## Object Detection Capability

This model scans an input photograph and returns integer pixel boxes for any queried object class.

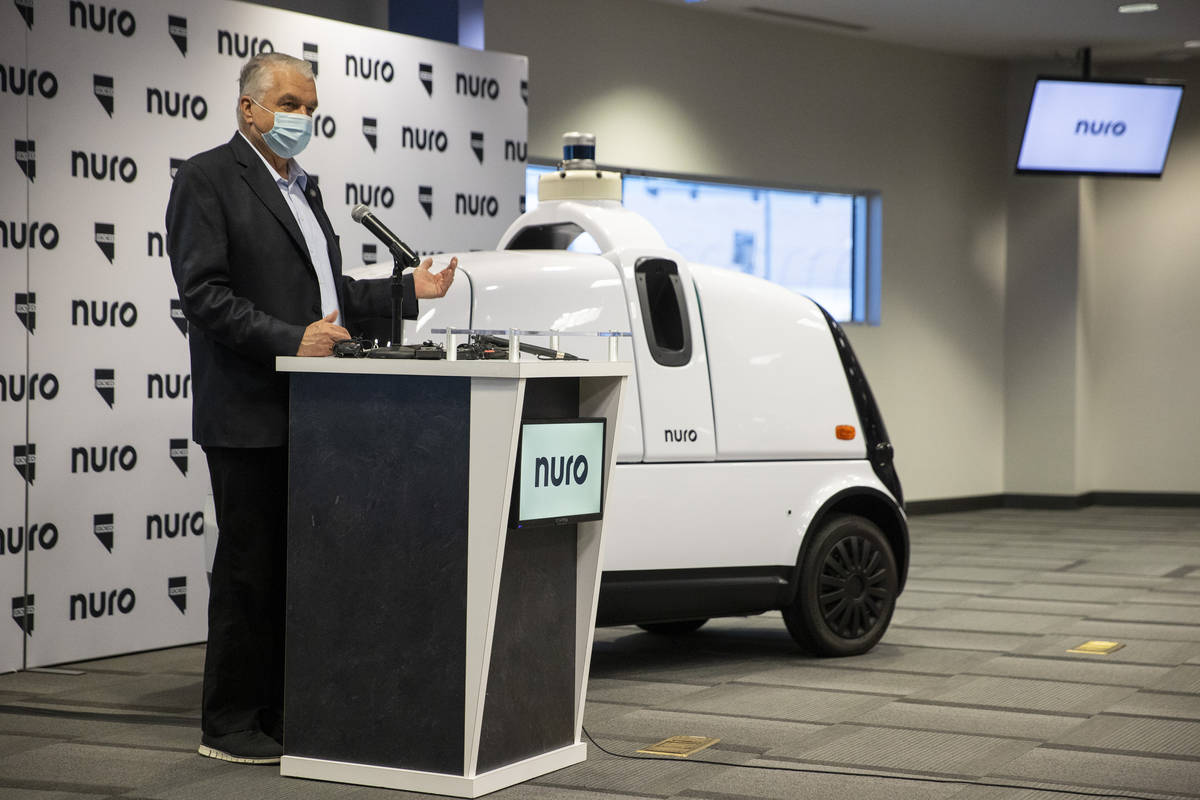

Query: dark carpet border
[908,492,1200,516]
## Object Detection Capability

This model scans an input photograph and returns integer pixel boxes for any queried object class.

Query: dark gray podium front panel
[476,376,581,772]
[476,526,577,772]
[286,372,470,775]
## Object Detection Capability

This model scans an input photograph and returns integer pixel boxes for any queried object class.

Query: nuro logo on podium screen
[518,421,604,523]
[536,453,589,487]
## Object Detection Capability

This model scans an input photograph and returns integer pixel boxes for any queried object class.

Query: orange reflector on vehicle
[836,425,856,440]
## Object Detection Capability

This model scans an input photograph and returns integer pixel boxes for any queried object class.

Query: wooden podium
[275,357,628,797]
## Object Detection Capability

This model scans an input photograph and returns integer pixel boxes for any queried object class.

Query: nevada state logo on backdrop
[14,139,35,181]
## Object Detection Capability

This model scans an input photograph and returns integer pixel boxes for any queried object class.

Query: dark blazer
[166,132,415,447]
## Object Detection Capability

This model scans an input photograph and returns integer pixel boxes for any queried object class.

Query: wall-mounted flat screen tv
[1016,77,1184,177]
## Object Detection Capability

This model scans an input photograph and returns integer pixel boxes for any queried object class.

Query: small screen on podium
[512,418,606,527]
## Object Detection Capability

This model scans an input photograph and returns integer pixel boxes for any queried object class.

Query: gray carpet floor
[1,506,1198,799]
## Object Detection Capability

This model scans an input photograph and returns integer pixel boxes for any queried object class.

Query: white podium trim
[277,356,632,379]
[281,742,587,798]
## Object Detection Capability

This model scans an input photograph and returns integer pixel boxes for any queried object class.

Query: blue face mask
[251,97,313,158]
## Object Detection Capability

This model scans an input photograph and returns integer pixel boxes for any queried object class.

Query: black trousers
[202,445,288,740]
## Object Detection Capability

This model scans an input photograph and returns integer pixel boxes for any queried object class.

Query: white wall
[1080,60,1200,493]
[1003,62,1086,496]
[486,0,1010,501]
[1002,58,1200,498]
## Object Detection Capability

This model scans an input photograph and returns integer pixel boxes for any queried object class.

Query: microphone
[350,204,419,268]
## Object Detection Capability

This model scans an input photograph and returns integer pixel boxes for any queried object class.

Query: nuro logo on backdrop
[345,183,393,208]
[303,42,319,75]
[70,587,136,620]
[69,1,136,37]
[217,29,273,58]
[470,131,484,164]
[505,139,527,162]
[146,87,207,120]
[455,193,498,217]
[72,151,137,183]
[71,444,137,474]
[2,220,60,250]
[346,55,393,82]
[313,114,336,138]
[0,65,58,98]
[72,298,138,327]
[456,72,499,100]
[147,512,203,540]
[1,372,58,403]
[147,372,190,400]
[402,126,447,152]
[1,523,59,557]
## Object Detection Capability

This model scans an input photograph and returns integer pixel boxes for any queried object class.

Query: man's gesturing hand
[413,256,458,299]
[297,310,350,356]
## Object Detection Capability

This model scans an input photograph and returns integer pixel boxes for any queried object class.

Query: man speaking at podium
[166,52,456,765]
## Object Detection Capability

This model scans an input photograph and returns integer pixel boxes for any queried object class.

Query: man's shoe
[198,730,283,764]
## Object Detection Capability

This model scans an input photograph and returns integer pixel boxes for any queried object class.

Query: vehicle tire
[637,619,708,635]
[783,514,897,657]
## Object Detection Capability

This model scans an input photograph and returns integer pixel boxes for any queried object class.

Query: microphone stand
[391,251,405,347]
[370,249,420,358]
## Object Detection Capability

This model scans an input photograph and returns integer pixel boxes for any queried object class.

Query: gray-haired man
[167,52,456,763]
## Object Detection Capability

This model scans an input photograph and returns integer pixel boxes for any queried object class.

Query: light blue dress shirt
[239,131,341,321]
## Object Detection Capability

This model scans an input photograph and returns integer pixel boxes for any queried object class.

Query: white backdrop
[1,0,527,671]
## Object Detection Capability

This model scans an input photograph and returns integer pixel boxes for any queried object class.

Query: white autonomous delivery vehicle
[390,135,909,657]
[203,135,907,656]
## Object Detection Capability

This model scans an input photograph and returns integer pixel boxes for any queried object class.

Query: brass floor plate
[637,735,720,758]
[1067,640,1125,655]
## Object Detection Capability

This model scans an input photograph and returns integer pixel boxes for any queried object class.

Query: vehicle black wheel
[637,619,708,635]
[783,514,896,657]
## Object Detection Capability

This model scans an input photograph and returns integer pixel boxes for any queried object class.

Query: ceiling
[650,0,1200,62]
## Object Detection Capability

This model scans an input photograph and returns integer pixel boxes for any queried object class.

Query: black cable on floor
[580,726,1170,800]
